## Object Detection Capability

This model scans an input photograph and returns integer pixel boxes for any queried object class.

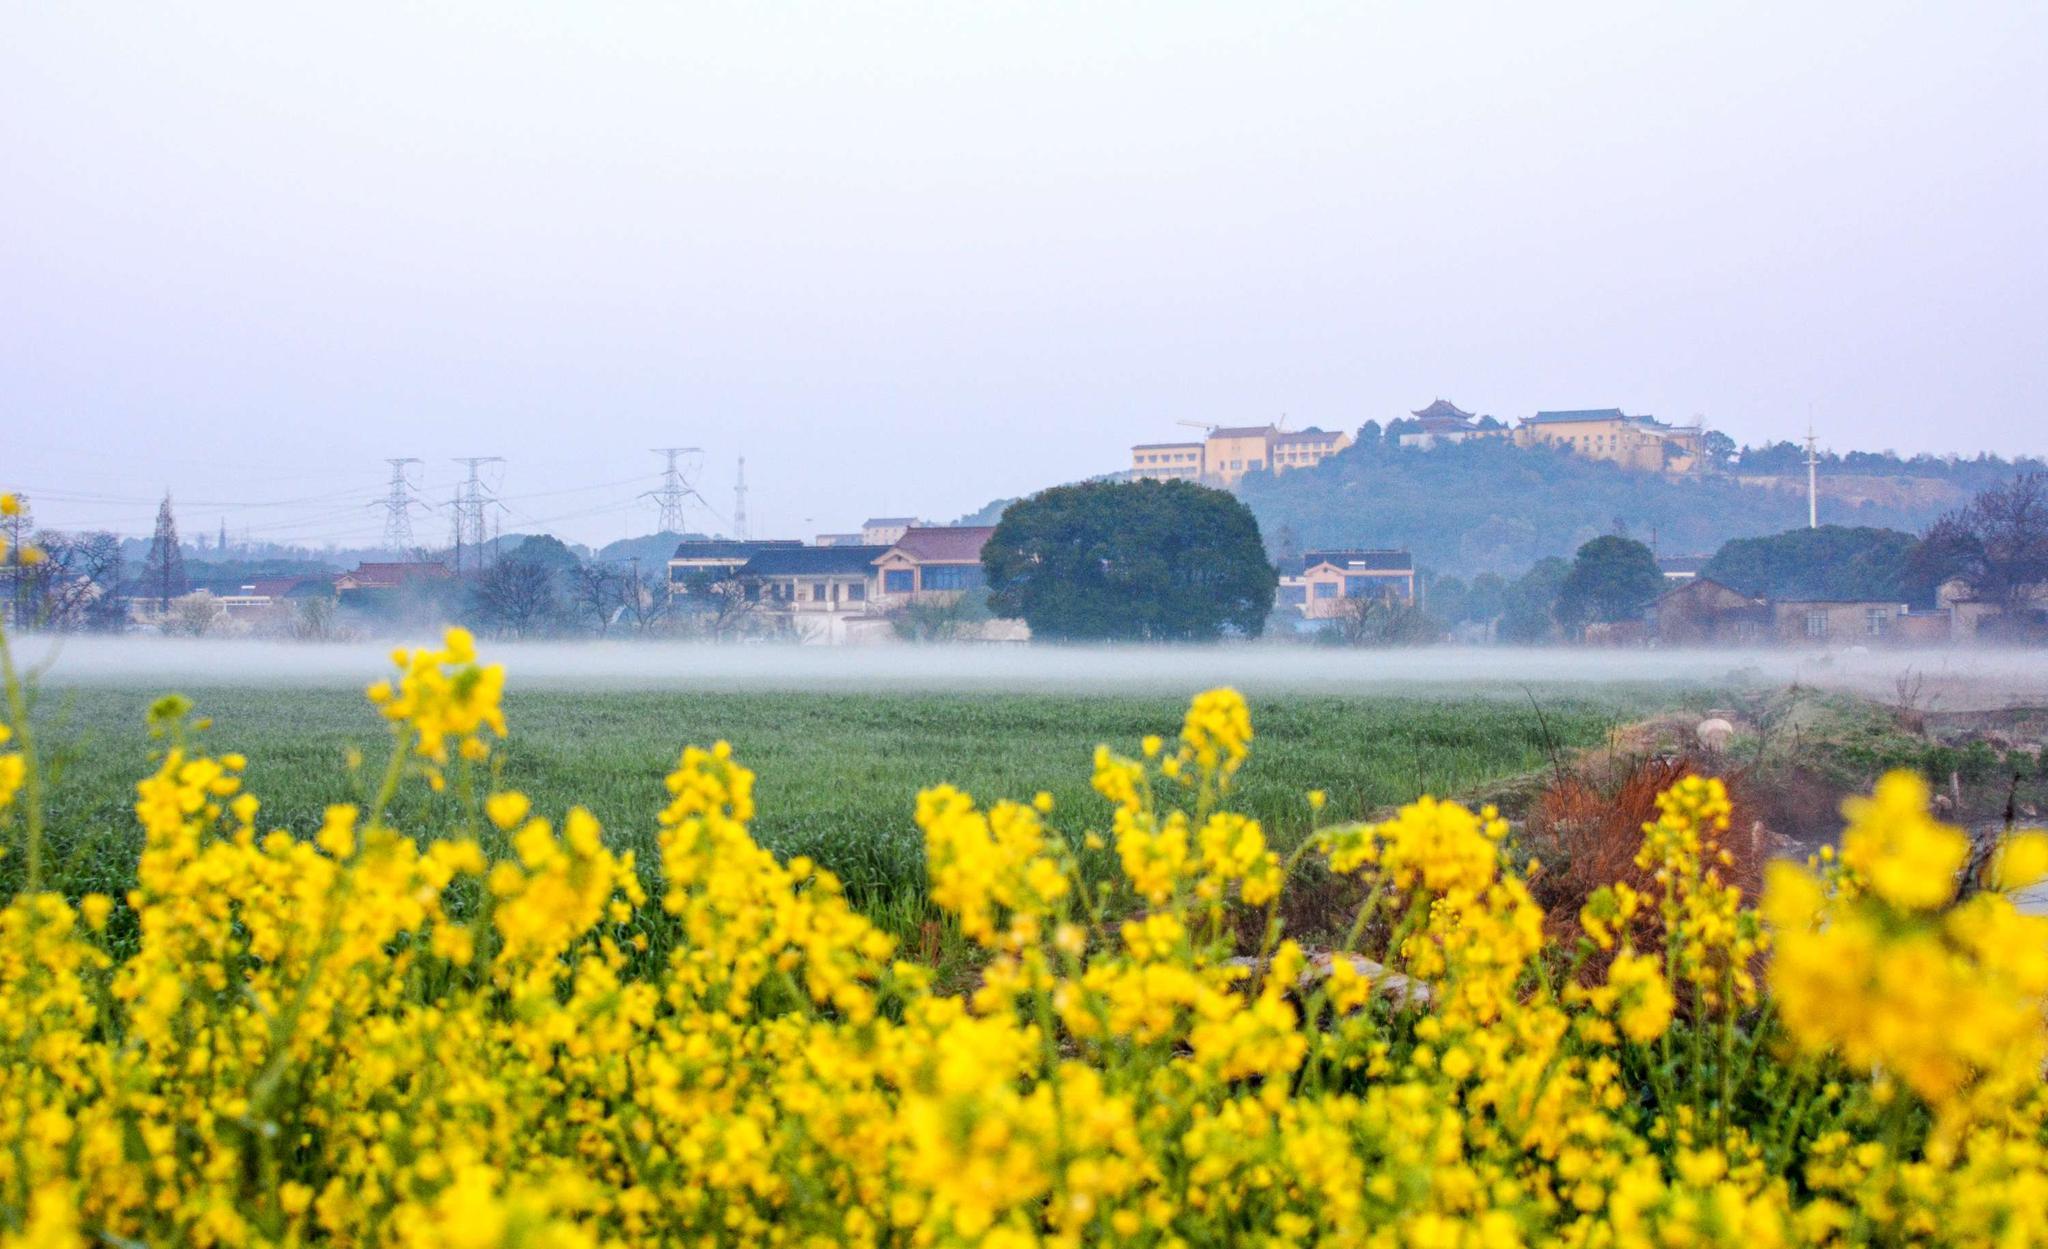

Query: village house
[1514,409,1706,473]
[870,526,995,605]
[735,545,888,613]
[666,538,802,600]
[1130,424,1352,488]
[333,561,453,612]
[1647,578,1954,646]
[1772,599,1915,645]
[1644,577,1771,645]
[1277,549,1416,619]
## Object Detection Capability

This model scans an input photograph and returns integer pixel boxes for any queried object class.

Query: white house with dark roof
[1277,549,1416,618]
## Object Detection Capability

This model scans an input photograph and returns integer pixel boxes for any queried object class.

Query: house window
[1805,610,1829,639]
[1313,582,1338,599]
[847,583,865,602]
[1864,607,1888,636]
[883,569,914,594]
[810,581,827,602]
[922,565,985,591]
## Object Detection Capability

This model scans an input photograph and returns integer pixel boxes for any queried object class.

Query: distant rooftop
[1273,427,1340,443]
[1210,425,1277,439]
[671,538,803,560]
[1301,548,1413,573]
[1525,408,1628,425]
[1133,441,1204,451]
[1411,398,1476,422]
[862,516,919,527]
[739,545,891,577]
[884,525,996,564]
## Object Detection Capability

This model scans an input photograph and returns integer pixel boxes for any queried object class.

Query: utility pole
[1805,424,1820,529]
[733,457,749,541]
[449,457,505,575]
[373,457,425,553]
[642,447,704,535]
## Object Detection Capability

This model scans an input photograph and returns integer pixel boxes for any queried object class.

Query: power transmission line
[733,457,749,541]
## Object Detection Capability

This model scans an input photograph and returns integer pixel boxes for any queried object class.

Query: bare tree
[1912,471,2048,612]
[468,557,562,638]
[19,530,125,631]
[566,563,626,636]
[1320,594,1441,647]
[618,566,671,636]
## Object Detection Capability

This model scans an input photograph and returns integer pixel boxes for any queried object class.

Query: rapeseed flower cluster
[1,616,2045,1246]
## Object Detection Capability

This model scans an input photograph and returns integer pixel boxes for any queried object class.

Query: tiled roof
[671,539,802,560]
[862,517,919,527]
[883,526,996,564]
[739,546,891,577]
[1301,549,1413,572]
[1209,425,1276,439]
[339,561,453,588]
[1410,399,1476,422]
[1273,427,1340,444]
[1525,409,1627,425]
[1133,442,1204,451]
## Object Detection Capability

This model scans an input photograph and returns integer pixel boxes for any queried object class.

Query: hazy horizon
[5,3,2044,547]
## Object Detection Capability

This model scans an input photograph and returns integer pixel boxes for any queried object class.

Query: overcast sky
[4,2,2043,548]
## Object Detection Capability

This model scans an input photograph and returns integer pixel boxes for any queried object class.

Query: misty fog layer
[17,637,2046,710]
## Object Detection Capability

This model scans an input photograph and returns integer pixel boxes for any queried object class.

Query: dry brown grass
[1525,754,1766,957]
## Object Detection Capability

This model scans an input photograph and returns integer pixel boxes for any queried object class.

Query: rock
[1223,951,1432,1007]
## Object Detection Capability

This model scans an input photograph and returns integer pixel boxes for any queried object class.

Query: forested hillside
[1234,438,2022,577]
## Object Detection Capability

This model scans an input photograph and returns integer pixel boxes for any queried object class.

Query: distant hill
[1234,438,2033,578]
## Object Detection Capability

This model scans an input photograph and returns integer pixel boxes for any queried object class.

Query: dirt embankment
[1735,473,1970,511]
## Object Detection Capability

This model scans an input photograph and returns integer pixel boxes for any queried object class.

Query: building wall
[1772,601,1906,645]
[1281,562,1415,618]
[861,521,914,546]
[1130,443,1205,482]
[1516,418,1701,473]
[1270,431,1352,473]
[1204,432,1272,487]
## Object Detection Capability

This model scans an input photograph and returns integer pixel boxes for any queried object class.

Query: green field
[17,683,1681,898]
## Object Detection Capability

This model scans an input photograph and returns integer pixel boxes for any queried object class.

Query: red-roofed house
[334,561,454,611]
[871,526,995,604]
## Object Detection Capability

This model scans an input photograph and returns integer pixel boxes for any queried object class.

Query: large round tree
[984,479,1276,641]
[1554,535,1664,632]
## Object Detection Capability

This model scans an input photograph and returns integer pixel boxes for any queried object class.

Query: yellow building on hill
[1514,409,1705,473]
[1129,424,1351,488]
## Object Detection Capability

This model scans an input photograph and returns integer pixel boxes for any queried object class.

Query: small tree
[19,530,123,631]
[1319,594,1440,647]
[1498,557,1571,643]
[889,588,991,642]
[566,563,627,636]
[141,495,187,614]
[1555,536,1663,633]
[985,480,1276,642]
[1910,471,2048,612]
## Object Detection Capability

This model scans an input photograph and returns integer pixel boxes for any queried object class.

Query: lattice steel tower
[449,456,504,573]
[373,457,425,552]
[642,447,705,534]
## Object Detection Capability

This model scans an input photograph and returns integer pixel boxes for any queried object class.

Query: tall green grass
[17,684,1684,940]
